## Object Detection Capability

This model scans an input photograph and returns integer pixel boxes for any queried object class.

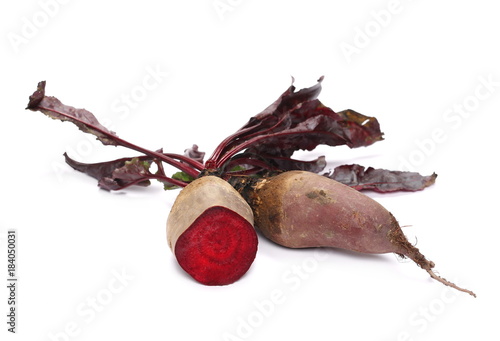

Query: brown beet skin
[235,171,476,297]
[245,171,403,254]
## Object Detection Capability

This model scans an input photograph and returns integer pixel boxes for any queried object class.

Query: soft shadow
[255,230,394,265]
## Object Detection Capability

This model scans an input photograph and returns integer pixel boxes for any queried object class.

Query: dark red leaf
[64,153,134,180]
[208,78,384,170]
[27,84,118,146]
[249,76,324,122]
[64,154,185,190]
[335,109,383,148]
[325,164,437,193]
[184,144,205,164]
[26,81,46,109]
[207,77,326,167]
[248,103,383,157]
[264,155,327,173]
[27,81,201,179]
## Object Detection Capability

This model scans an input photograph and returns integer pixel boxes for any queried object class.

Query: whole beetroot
[233,170,476,297]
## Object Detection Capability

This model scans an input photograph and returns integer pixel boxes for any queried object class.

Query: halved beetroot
[167,176,257,285]
[175,206,257,285]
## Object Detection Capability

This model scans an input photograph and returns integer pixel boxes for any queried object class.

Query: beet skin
[233,171,475,297]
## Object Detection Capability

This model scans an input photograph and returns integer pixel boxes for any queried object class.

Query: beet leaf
[27,81,201,182]
[325,164,437,193]
[27,81,118,146]
[64,153,187,190]
[26,79,434,194]
[206,77,383,171]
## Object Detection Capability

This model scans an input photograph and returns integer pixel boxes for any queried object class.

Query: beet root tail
[390,227,476,297]
[424,268,476,298]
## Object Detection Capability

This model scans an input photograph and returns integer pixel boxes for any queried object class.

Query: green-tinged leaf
[229,165,246,172]
[171,171,195,182]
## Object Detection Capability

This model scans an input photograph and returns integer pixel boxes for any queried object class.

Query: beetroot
[174,206,256,285]
[26,79,474,295]
[232,171,476,297]
[167,176,257,285]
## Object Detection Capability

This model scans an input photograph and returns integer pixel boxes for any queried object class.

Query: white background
[1,1,499,340]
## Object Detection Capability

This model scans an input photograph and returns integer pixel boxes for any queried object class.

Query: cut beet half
[174,206,258,286]
[167,175,257,285]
